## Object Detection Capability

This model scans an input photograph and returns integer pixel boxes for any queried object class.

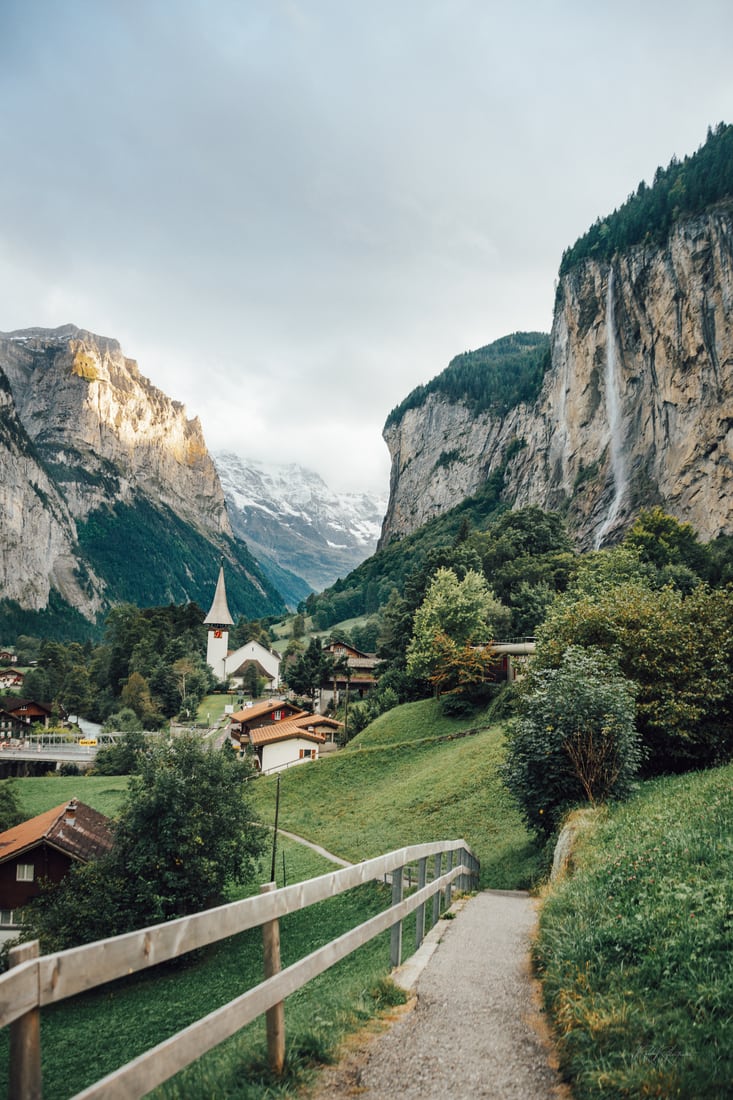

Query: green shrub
[502,647,641,836]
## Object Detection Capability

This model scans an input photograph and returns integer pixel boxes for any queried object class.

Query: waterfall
[594,268,627,548]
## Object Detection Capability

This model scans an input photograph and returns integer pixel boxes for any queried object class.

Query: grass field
[12,774,129,818]
[535,763,733,1099]
[250,698,540,890]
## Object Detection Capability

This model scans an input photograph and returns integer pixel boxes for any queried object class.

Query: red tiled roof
[291,713,343,731]
[249,721,326,747]
[0,800,113,865]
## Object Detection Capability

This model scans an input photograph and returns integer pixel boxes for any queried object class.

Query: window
[16,863,34,882]
[299,748,313,759]
[0,909,16,926]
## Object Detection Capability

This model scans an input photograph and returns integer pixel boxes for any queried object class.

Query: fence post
[432,852,442,927]
[260,883,285,1075]
[390,865,404,968]
[415,857,427,950]
[445,849,454,910]
[9,940,41,1100]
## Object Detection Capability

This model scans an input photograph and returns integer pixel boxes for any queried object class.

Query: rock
[380,205,733,549]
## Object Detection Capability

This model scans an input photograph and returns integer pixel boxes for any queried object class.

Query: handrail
[1,838,479,1099]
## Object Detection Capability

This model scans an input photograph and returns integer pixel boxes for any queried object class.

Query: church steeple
[204,564,234,627]
[204,565,233,682]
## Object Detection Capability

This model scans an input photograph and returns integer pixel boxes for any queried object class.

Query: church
[204,566,282,690]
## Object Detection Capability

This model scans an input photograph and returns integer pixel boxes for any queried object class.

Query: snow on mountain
[214,452,387,596]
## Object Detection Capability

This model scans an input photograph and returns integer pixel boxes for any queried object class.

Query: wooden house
[0,697,56,728]
[0,800,112,930]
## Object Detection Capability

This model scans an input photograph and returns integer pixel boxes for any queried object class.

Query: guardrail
[1,838,479,1099]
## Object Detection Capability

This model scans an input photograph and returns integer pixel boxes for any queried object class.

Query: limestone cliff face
[380,205,733,548]
[0,325,284,624]
[0,366,103,616]
[1,325,229,535]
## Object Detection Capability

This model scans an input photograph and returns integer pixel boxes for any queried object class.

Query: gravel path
[308,890,569,1099]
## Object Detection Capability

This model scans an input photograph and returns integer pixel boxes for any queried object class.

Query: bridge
[0,738,103,776]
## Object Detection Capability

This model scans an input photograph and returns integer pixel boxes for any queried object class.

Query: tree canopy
[25,736,265,950]
[559,122,733,275]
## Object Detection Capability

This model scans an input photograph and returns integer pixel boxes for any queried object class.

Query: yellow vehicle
[78,737,98,746]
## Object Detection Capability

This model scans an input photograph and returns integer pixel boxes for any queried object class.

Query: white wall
[261,738,319,774]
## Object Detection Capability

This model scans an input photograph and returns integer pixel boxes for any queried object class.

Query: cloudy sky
[2,1,731,494]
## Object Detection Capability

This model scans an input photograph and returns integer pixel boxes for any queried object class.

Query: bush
[502,647,641,837]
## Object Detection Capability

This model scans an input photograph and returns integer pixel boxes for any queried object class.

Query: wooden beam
[260,882,285,1075]
[8,941,41,1100]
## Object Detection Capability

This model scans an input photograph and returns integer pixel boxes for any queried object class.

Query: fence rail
[1,838,479,1099]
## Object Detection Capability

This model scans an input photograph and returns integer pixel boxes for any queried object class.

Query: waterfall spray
[594,268,627,548]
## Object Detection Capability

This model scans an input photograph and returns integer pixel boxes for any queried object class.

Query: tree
[406,568,508,690]
[0,780,23,831]
[286,638,333,708]
[623,507,709,586]
[60,663,92,719]
[536,568,733,773]
[502,647,641,837]
[25,736,265,950]
[102,707,143,734]
[242,663,264,699]
[93,729,146,775]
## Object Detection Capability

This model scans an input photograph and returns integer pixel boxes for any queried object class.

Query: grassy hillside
[250,699,540,890]
[535,763,733,1098]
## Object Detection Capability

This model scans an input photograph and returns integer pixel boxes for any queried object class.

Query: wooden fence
[1,838,479,1099]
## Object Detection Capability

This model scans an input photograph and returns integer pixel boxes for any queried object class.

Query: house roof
[230,699,306,725]
[0,697,53,715]
[0,800,113,865]
[249,721,326,747]
[291,713,343,731]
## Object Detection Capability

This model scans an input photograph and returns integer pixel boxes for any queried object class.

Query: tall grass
[535,764,733,1098]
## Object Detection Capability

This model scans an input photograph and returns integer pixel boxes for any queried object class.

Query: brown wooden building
[0,800,112,928]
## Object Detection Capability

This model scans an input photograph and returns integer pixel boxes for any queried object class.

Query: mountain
[0,325,285,636]
[380,124,733,550]
[214,452,387,596]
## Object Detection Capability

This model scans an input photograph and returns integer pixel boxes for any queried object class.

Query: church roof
[204,565,234,626]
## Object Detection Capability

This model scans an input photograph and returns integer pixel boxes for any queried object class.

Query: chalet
[0,697,56,729]
[247,721,326,774]
[0,669,24,690]
[228,699,307,746]
[0,800,112,931]
[290,712,343,752]
[321,639,379,708]
[0,651,17,665]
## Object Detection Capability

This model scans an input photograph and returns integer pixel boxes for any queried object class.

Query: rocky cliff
[0,325,284,628]
[380,204,733,549]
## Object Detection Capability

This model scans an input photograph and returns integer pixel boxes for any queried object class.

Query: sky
[1,1,732,495]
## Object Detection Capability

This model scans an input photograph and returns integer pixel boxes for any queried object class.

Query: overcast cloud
[1,0,731,493]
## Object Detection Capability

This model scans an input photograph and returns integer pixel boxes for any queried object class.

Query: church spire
[204,564,234,626]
